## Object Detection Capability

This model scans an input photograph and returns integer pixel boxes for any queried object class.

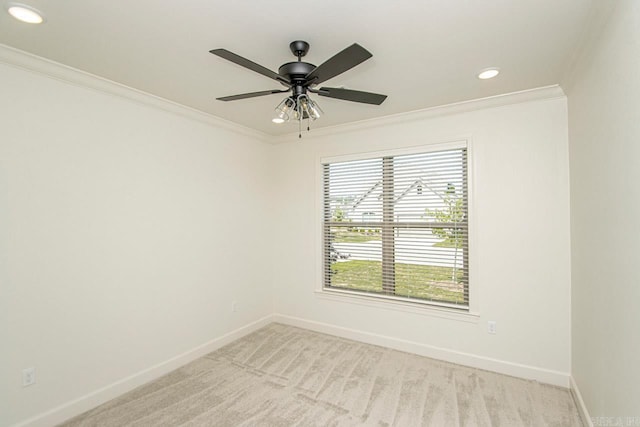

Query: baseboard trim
[273,314,570,388]
[570,376,593,427]
[12,314,573,426]
[12,315,274,427]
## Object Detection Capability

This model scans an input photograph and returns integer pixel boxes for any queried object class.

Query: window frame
[315,139,478,317]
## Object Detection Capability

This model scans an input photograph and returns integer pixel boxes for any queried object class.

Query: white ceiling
[0,0,595,136]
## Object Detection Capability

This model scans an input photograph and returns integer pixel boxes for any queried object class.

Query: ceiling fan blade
[217,89,290,102]
[314,87,387,105]
[305,44,373,85]
[210,49,290,84]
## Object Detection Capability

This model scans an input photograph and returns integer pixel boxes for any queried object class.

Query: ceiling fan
[209,41,387,136]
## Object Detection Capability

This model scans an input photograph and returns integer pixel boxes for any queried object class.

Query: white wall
[565,0,640,420]
[0,59,274,426]
[0,45,576,426]
[272,93,572,384]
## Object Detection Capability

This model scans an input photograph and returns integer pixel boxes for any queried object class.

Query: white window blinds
[322,146,469,309]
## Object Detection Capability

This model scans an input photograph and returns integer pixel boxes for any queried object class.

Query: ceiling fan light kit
[210,40,387,138]
[273,94,323,120]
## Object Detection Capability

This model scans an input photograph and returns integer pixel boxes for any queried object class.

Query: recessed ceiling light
[477,68,500,80]
[6,3,44,24]
[272,118,285,124]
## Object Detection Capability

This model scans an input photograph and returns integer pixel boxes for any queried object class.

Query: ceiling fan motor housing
[279,60,316,96]
[278,61,315,79]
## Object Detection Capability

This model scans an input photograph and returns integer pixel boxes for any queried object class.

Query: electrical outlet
[231,301,237,313]
[487,321,497,334]
[22,367,36,387]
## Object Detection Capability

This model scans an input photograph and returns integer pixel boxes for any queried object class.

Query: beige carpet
[60,323,583,426]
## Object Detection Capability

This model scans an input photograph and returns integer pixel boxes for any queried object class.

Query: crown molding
[273,85,566,144]
[0,43,565,145]
[0,43,270,143]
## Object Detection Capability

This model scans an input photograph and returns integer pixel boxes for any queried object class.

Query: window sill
[314,288,479,323]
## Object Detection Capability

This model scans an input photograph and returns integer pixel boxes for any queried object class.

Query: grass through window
[330,260,464,303]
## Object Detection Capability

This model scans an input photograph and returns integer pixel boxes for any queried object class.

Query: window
[322,144,469,309]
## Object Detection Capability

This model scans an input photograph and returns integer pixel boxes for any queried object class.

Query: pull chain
[298,102,302,139]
